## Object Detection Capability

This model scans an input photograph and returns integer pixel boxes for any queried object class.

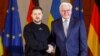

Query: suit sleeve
[48,22,56,46]
[79,19,87,56]
[23,26,47,51]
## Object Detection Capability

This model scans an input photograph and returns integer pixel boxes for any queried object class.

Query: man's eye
[38,13,41,15]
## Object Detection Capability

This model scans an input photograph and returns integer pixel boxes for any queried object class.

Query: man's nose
[36,14,39,17]
[64,10,69,15]
[64,10,67,14]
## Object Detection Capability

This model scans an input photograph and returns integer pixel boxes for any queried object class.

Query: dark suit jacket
[50,16,87,56]
[23,22,50,56]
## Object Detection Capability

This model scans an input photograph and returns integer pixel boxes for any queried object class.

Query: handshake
[46,44,55,54]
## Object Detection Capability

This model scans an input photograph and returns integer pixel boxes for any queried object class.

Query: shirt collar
[62,17,70,23]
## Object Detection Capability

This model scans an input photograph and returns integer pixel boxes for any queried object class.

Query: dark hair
[32,6,43,12]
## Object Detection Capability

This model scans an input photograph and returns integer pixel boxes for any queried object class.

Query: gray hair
[59,2,72,10]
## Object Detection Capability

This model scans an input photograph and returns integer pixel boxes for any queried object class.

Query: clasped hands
[46,44,55,53]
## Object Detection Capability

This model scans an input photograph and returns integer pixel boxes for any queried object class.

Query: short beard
[33,20,41,24]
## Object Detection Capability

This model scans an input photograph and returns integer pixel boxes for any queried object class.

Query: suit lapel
[56,17,75,41]
[57,19,66,41]
[66,17,75,39]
